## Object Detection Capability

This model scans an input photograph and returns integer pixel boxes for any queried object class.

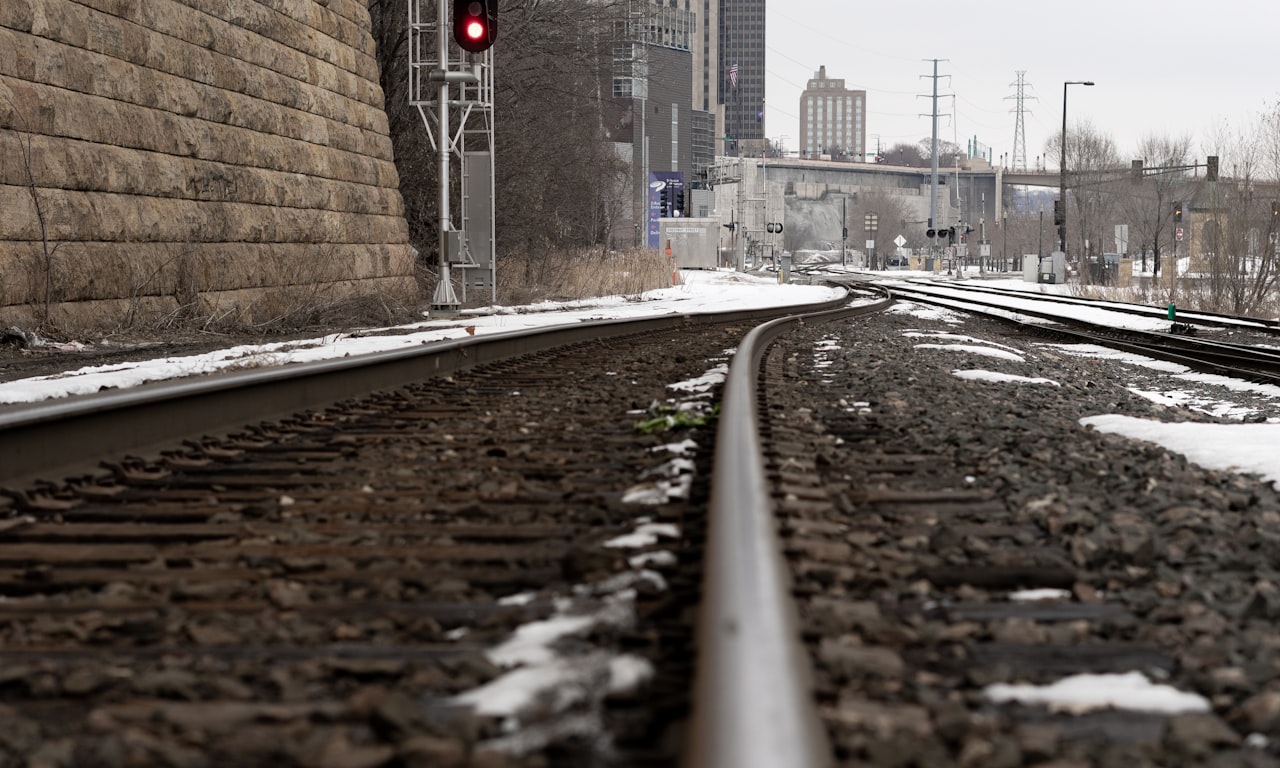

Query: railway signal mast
[410,0,498,312]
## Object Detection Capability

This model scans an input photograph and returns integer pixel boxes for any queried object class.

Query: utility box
[659,218,719,269]
[1028,251,1066,285]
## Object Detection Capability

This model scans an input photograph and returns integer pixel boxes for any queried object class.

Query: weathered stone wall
[0,0,417,330]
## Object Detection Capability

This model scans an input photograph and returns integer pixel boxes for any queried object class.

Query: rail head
[688,294,890,768]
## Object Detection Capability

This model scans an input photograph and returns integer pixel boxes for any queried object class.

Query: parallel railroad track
[881,281,1280,386]
[896,278,1280,332]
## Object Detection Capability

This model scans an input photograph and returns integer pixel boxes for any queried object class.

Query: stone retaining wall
[0,0,416,330]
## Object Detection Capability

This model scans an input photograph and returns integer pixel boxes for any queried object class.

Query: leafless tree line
[1025,105,1280,317]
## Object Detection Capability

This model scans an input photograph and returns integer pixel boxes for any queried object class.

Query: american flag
[729,62,738,89]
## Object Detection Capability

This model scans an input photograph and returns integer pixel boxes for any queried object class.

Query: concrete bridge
[712,156,1005,253]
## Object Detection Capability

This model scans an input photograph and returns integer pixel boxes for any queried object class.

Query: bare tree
[1120,133,1192,282]
[879,143,926,168]
[367,0,633,281]
[1199,117,1279,315]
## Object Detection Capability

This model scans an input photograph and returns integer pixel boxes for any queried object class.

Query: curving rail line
[0,280,894,765]
[0,296,852,489]
[690,290,893,768]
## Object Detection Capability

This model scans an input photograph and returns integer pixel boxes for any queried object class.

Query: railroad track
[0,288,894,766]
[3,282,1278,767]
[894,278,1280,332]
[881,281,1280,386]
[756,303,1280,765]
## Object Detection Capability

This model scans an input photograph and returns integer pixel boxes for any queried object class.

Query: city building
[719,0,766,156]
[799,66,866,161]
[606,2,714,248]
[673,0,719,178]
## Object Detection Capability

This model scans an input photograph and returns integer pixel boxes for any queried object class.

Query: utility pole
[1059,80,1094,257]
[920,59,950,269]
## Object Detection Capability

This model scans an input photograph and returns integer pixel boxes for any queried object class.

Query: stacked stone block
[0,0,417,329]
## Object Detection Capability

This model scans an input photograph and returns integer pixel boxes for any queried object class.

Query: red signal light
[453,0,496,53]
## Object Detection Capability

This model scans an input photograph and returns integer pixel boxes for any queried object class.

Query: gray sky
[764,0,1278,167]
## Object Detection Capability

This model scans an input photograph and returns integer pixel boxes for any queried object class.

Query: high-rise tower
[718,0,765,155]
[798,66,866,160]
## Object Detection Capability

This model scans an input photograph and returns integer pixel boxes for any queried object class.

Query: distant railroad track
[877,280,1280,387]
[897,279,1280,332]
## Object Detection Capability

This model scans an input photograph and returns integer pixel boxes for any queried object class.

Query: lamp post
[1059,80,1094,257]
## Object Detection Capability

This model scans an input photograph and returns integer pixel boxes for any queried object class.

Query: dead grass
[1071,279,1280,321]
[494,248,676,306]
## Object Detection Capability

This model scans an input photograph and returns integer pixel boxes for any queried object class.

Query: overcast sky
[764,0,1278,168]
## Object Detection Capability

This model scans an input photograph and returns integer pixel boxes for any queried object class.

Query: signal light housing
[453,0,496,53]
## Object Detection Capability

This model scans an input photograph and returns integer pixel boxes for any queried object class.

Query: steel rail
[885,284,1280,386]
[894,283,1280,367]
[0,295,850,488]
[688,290,892,768]
[897,278,1280,332]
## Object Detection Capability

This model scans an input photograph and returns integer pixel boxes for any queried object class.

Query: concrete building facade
[799,66,867,161]
[606,2,713,247]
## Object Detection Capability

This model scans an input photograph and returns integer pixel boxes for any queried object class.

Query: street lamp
[1059,80,1094,257]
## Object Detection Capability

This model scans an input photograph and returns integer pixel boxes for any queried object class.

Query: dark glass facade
[718,0,765,153]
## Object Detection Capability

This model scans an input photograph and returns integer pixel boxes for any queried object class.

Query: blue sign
[647,171,684,249]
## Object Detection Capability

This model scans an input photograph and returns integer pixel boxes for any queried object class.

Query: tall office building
[672,0,719,177]
[799,66,866,160]
[607,2,714,246]
[718,0,765,155]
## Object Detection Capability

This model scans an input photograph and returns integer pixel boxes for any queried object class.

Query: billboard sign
[647,171,684,249]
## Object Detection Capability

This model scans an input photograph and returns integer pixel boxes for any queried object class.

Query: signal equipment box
[659,218,720,269]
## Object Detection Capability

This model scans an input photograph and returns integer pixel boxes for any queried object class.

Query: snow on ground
[0,270,839,405]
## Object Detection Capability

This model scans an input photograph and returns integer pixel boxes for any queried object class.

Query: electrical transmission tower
[1006,71,1035,171]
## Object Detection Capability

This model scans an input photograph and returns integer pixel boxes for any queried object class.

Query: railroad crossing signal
[1173,202,1184,223]
[453,0,497,52]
